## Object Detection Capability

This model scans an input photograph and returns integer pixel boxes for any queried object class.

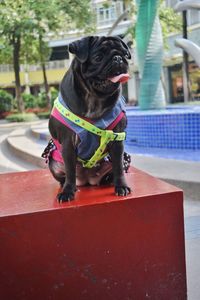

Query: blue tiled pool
[126,106,200,150]
[125,105,200,161]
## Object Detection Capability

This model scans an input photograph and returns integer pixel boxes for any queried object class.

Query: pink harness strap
[52,139,63,163]
[51,108,72,163]
[107,111,125,130]
[51,108,73,129]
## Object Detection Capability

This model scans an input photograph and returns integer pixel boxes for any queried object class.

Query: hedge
[0,89,13,112]
[6,113,39,122]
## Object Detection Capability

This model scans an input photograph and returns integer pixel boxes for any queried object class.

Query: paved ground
[0,120,200,299]
[184,200,200,300]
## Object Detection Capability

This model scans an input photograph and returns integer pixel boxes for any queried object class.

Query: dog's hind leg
[49,158,66,187]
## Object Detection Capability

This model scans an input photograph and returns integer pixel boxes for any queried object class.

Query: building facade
[0,0,133,101]
[0,0,199,104]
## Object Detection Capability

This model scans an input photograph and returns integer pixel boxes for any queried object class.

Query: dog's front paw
[115,185,131,196]
[57,185,76,203]
[57,191,74,202]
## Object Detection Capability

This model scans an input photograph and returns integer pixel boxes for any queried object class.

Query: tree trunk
[41,61,51,109]
[39,35,51,109]
[182,11,191,102]
[13,34,24,113]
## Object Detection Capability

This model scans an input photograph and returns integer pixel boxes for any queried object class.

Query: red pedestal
[0,168,187,300]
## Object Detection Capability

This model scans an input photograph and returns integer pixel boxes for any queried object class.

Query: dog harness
[45,94,126,168]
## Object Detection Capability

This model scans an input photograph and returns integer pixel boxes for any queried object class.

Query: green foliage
[6,112,38,122]
[59,0,93,33]
[37,92,48,108]
[0,0,93,65]
[36,87,58,108]
[0,0,92,112]
[22,93,38,109]
[0,43,12,64]
[159,2,182,47]
[50,87,59,104]
[0,89,13,112]
[15,87,58,110]
[36,111,50,119]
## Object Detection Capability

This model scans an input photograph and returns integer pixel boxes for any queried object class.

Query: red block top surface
[0,167,182,217]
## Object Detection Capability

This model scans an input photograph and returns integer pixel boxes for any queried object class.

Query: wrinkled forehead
[90,36,125,53]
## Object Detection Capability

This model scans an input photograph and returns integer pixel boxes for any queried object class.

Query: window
[187,10,200,26]
[96,1,124,26]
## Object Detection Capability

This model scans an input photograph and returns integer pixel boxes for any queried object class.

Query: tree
[27,0,61,109]
[0,0,38,112]
[0,0,92,112]
[159,0,182,46]
[30,0,93,109]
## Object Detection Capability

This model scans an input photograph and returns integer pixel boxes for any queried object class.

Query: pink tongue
[108,73,130,83]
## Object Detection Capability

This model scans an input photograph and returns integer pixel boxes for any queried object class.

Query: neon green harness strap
[54,98,126,168]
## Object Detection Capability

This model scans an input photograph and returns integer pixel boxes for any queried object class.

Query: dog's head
[68,36,131,93]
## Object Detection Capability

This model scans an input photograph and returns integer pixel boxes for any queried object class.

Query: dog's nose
[113,55,123,64]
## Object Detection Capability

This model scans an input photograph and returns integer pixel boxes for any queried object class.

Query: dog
[43,36,132,202]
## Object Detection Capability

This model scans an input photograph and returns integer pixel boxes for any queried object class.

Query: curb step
[7,128,47,169]
[30,122,50,141]
[5,123,200,200]
[0,133,39,173]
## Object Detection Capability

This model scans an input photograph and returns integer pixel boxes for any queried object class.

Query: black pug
[43,36,132,202]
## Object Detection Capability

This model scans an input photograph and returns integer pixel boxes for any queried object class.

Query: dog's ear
[68,37,93,63]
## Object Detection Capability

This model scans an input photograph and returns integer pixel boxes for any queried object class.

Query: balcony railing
[0,60,69,73]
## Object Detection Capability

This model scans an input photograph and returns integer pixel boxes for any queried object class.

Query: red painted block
[0,168,187,300]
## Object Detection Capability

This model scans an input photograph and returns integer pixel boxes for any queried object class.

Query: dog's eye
[94,54,103,62]
[125,51,130,58]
